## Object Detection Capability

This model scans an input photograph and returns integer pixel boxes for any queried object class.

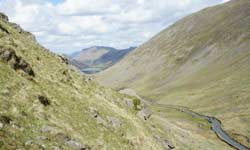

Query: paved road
[155,104,250,150]
[119,89,250,150]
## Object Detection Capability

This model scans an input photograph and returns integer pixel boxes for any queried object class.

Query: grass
[0,17,167,150]
[97,0,250,148]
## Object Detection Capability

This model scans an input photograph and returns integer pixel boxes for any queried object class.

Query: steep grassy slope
[97,0,250,145]
[0,13,168,150]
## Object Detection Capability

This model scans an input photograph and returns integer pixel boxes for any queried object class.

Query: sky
[0,0,229,54]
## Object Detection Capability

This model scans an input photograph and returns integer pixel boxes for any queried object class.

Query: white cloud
[0,0,226,54]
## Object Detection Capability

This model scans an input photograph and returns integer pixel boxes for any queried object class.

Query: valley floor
[119,88,250,150]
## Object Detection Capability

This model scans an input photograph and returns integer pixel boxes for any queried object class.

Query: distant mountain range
[68,46,136,74]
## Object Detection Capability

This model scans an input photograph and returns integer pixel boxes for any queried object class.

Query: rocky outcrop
[58,54,69,65]
[0,12,36,41]
[0,47,35,77]
[0,12,8,22]
[38,95,51,107]
[0,24,9,34]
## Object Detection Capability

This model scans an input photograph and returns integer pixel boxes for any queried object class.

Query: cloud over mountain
[0,0,226,53]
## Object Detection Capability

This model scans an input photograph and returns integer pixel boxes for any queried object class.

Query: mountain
[72,46,116,64]
[0,12,168,150]
[97,0,250,146]
[69,46,135,74]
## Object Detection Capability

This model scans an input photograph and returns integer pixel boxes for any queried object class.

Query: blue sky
[0,0,229,54]
[48,0,64,5]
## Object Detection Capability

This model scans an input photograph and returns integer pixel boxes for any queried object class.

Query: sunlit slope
[0,13,165,150]
[97,0,250,145]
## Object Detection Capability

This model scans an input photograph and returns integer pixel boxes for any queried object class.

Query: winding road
[119,89,250,150]
[160,105,250,150]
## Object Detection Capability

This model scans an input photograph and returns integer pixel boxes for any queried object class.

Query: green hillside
[97,0,250,146]
[0,12,167,150]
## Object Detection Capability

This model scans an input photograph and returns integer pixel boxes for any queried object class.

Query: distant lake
[82,67,103,74]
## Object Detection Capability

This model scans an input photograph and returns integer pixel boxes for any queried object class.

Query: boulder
[38,95,51,107]
[107,116,122,128]
[137,108,152,120]
[88,107,108,127]
[25,140,33,146]
[55,132,70,142]
[124,98,134,109]
[0,48,14,61]
[154,135,175,150]
[162,139,175,149]
[66,140,90,150]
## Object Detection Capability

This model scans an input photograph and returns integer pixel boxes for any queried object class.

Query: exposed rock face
[0,47,35,76]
